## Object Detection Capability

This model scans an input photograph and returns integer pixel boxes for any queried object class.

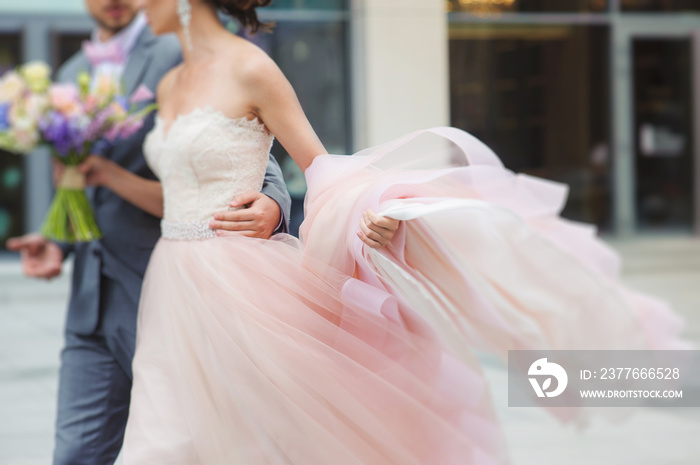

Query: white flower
[21,61,52,93]
[0,71,27,103]
[11,115,39,152]
[24,94,49,123]
[12,128,39,152]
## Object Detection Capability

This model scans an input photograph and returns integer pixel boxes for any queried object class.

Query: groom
[6,1,291,464]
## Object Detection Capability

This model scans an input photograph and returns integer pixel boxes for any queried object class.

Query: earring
[178,0,193,50]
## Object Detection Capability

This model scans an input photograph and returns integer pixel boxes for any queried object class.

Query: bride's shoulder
[223,36,283,87]
[218,35,291,107]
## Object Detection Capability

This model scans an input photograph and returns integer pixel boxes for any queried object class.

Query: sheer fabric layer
[125,235,505,465]
[124,121,688,465]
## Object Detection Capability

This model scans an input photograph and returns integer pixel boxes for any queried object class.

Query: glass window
[622,0,700,11]
[52,31,91,71]
[447,0,608,14]
[449,25,612,231]
[0,34,24,250]
[633,39,694,232]
[237,21,350,236]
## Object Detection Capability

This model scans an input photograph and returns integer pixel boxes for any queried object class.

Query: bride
[77,0,687,463]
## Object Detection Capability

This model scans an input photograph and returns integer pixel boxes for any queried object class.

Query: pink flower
[104,124,121,142]
[129,85,154,104]
[49,84,81,116]
[85,108,110,140]
[83,94,99,113]
[116,116,145,140]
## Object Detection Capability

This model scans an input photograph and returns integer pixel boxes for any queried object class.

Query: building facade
[448,0,700,235]
[1,0,699,252]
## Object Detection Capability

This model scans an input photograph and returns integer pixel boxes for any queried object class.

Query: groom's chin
[141,0,180,37]
[145,18,171,36]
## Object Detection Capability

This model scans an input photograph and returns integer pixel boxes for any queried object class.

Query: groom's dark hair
[207,0,274,34]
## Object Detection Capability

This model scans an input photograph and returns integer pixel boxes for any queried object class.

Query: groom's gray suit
[53,27,291,465]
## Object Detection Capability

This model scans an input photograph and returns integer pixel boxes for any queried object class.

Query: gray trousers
[53,275,137,465]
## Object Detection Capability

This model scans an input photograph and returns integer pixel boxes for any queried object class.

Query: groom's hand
[6,234,63,280]
[78,155,119,187]
[52,159,64,187]
[210,191,282,239]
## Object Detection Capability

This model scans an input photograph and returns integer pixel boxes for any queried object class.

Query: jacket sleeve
[56,241,75,261]
[261,153,291,234]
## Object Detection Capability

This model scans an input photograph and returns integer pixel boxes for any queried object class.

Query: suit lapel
[62,54,92,84]
[122,28,158,96]
[75,55,92,79]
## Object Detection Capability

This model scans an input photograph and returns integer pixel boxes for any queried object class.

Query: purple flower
[67,116,89,150]
[0,103,10,131]
[38,111,87,157]
[115,96,129,111]
[85,108,111,141]
[39,111,71,156]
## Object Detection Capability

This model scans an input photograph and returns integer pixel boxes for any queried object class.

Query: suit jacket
[57,27,292,335]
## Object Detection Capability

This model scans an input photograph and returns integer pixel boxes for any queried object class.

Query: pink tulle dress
[121,106,688,464]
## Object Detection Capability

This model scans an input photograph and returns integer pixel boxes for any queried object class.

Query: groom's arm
[209,153,292,238]
[261,153,291,234]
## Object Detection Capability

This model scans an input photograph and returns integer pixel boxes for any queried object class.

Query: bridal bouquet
[0,61,156,242]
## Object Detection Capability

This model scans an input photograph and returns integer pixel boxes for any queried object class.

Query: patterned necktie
[82,40,126,67]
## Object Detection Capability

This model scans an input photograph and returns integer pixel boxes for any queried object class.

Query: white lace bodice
[144,106,274,240]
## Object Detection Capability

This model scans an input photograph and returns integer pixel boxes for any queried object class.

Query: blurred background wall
[448,0,700,237]
[0,0,699,239]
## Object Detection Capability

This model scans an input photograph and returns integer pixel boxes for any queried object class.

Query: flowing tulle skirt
[123,128,688,464]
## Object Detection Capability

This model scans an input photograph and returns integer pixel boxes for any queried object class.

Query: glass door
[633,38,694,232]
[612,19,700,234]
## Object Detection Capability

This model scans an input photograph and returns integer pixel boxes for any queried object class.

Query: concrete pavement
[0,261,66,465]
[0,237,698,464]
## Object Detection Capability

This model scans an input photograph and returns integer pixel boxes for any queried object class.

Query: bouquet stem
[40,165,102,242]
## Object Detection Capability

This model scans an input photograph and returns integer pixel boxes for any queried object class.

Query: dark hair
[207,0,274,34]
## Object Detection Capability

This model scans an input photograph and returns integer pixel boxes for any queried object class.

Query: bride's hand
[357,210,400,249]
[210,191,281,239]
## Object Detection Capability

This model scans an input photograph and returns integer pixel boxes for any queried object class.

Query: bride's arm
[75,69,179,218]
[78,156,164,217]
[74,71,179,218]
[244,55,325,172]
[245,56,399,247]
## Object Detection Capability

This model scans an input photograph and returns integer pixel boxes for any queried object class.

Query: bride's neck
[178,4,229,62]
